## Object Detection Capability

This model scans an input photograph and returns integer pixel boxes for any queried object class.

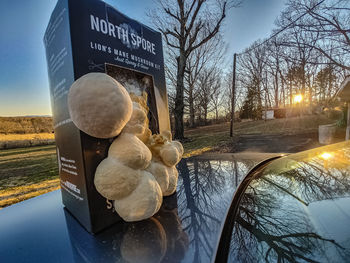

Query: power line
[237,0,327,56]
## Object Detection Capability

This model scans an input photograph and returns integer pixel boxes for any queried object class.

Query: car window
[227,141,350,262]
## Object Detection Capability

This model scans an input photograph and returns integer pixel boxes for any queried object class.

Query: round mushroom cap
[123,102,148,135]
[68,72,132,138]
[160,130,172,141]
[172,140,184,156]
[160,143,181,167]
[108,133,152,170]
[114,171,163,222]
[146,161,170,194]
[163,166,179,196]
[147,133,168,159]
[137,127,152,144]
[94,158,141,200]
[120,218,167,263]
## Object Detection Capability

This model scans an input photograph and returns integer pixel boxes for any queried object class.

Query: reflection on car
[222,141,350,262]
[0,142,349,263]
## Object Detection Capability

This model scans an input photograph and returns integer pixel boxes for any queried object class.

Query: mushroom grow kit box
[44,0,170,233]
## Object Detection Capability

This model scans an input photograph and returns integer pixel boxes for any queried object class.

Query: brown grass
[0,133,55,149]
[0,145,58,208]
[0,133,54,141]
[0,179,60,209]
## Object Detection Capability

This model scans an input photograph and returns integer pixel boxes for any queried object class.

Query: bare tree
[290,0,350,70]
[149,0,237,139]
[233,0,349,120]
[210,78,225,122]
[266,37,286,108]
[196,66,221,124]
[238,41,268,119]
[185,34,226,127]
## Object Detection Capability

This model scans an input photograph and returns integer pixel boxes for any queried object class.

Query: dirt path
[228,132,345,153]
[230,132,320,153]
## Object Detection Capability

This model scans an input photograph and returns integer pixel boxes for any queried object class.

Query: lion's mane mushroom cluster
[68,72,183,222]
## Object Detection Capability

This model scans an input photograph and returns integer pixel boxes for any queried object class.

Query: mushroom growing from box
[68,73,183,222]
[44,0,172,233]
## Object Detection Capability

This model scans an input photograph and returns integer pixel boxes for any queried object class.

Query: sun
[293,94,303,103]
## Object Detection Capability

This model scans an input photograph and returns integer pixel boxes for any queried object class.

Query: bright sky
[0,0,286,117]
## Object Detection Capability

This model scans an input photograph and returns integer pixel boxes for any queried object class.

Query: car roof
[0,152,276,263]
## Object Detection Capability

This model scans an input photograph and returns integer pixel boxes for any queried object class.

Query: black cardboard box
[44,0,170,233]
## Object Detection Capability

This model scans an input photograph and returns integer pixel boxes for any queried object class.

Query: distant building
[262,108,287,120]
[262,110,274,120]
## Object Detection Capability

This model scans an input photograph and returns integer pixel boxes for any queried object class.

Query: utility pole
[265,70,268,121]
[347,102,350,141]
[230,53,237,137]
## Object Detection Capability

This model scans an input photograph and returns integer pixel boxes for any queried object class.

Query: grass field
[0,145,58,208]
[183,114,334,157]
[0,133,55,149]
[0,114,338,209]
[0,133,54,141]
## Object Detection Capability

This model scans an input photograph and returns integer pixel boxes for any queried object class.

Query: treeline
[154,0,349,134]
[0,117,53,134]
[235,0,350,120]
[166,32,233,129]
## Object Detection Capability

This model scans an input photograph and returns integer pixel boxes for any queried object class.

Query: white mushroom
[137,127,152,144]
[123,102,148,136]
[146,161,169,194]
[159,143,181,167]
[94,158,141,200]
[68,72,132,138]
[108,133,152,170]
[160,130,172,141]
[147,134,170,161]
[90,89,183,221]
[114,171,163,221]
[172,140,184,156]
[163,166,179,196]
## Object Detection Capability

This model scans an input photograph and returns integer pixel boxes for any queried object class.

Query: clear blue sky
[0,0,286,117]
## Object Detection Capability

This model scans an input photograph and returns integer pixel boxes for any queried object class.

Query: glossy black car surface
[0,142,349,263]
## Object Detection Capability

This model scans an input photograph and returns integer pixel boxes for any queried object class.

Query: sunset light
[293,94,303,104]
[320,152,332,160]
